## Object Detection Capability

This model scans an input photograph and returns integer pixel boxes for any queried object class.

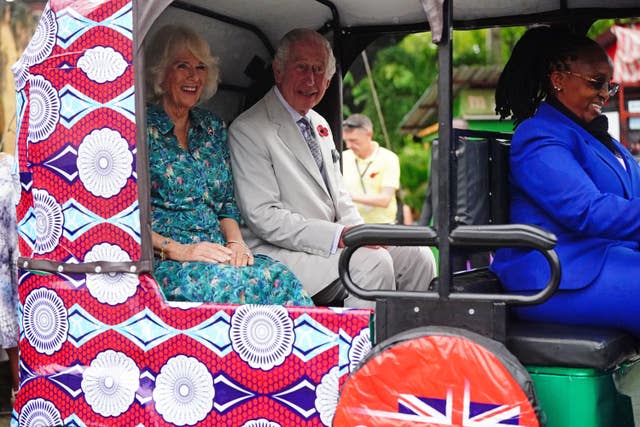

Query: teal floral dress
[147,104,312,306]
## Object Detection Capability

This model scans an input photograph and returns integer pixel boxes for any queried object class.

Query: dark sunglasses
[343,121,365,129]
[562,71,620,97]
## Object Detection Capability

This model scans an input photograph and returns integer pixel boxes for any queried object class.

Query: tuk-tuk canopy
[15,0,640,271]
[138,0,640,49]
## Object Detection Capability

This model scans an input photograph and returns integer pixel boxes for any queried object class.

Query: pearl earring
[555,86,562,92]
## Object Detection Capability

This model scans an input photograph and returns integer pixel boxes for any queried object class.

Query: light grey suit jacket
[228,88,362,293]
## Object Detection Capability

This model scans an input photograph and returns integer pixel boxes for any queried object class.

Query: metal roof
[399,64,504,135]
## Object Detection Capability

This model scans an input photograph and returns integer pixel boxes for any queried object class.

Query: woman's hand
[226,241,254,267]
[179,242,233,263]
[219,218,254,267]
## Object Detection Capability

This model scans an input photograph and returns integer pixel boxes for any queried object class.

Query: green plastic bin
[528,365,634,427]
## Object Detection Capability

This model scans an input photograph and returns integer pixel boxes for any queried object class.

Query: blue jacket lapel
[541,104,632,197]
[581,128,632,198]
[616,139,640,196]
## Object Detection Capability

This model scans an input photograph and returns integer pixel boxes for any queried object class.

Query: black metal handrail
[338,223,561,306]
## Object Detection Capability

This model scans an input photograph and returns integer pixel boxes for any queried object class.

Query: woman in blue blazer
[490,27,640,336]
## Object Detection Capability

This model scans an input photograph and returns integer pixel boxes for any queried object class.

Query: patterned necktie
[297,118,324,170]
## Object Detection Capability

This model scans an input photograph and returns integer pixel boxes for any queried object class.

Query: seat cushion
[446,268,640,370]
[507,321,640,371]
[312,278,347,306]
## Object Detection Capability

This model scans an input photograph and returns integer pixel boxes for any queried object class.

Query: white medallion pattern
[12,56,29,91]
[78,46,128,83]
[241,419,282,427]
[77,127,133,197]
[23,5,57,67]
[153,355,214,426]
[28,74,60,143]
[81,350,140,417]
[32,188,63,254]
[18,398,63,427]
[314,366,339,427]
[348,328,372,373]
[230,305,294,370]
[23,288,68,355]
[84,243,137,305]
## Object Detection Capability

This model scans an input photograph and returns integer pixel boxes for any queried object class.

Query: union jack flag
[367,380,523,426]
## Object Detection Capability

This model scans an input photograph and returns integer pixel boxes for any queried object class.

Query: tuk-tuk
[10,0,640,426]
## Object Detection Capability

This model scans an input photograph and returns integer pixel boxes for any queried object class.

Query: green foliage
[345,33,438,152]
[452,29,489,66]
[343,19,630,219]
[344,28,518,218]
[588,18,640,38]
[499,27,527,61]
[397,142,431,213]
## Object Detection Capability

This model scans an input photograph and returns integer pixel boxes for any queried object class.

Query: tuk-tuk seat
[449,268,639,369]
[451,130,640,370]
[311,278,347,306]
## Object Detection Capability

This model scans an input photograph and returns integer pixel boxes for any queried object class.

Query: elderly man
[342,114,400,224]
[228,28,436,308]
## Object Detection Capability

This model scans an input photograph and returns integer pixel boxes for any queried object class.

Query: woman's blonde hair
[145,25,219,104]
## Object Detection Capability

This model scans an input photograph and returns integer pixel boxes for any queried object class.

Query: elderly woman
[145,25,312,305]
[491,27,640,335]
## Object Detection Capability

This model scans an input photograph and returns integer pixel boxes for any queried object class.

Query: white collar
[274,86,312,124]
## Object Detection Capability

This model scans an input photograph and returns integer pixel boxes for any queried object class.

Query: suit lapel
[615,139,640,196]
[541,104,632,198]
[264,90,330,196]
[306,111,344,216]
[572,120,632,197]
[307,116,339,194]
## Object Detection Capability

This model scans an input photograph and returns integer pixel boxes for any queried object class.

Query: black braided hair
[495,26,603,128]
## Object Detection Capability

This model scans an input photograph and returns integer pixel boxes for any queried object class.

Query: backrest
[429,129,512,228]
[451,128,512,227]
[429,129,512,272]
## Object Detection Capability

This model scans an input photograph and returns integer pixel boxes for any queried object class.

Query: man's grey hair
[273,28,336,80]
[343,114,373,132]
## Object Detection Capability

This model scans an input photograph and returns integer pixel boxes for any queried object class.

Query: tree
[343,28,523,214]
[0,2,45,154]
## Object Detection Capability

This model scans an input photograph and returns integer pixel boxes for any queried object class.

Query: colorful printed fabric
[0,154,19,349]
[147,104,312,306]
[12,3,371,426]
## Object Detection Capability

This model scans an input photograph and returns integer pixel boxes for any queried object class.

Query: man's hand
[338,225,353,248]
[338,225,385,250]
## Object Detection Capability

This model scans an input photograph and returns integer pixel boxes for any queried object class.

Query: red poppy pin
[370,171,379,179]
[316,124,329,137]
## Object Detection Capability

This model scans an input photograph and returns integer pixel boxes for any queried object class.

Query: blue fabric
[490,103,640,334]
[147,104,312,306]
[513,245,640,336]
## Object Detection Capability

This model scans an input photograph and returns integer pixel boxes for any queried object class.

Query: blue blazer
[491,102,640,291]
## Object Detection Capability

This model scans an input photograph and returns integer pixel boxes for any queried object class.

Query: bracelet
[160,238,171,261]
[226,239,249,250]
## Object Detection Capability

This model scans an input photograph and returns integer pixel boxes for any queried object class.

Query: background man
[228,28,436,308]
[342,114,400,224]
